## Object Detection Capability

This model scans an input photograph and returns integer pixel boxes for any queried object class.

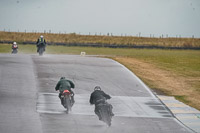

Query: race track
[0,54,193,133]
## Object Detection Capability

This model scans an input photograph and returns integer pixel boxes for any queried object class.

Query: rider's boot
[95,108,102,120]
[71,96,75,105]
[109,104,114,116]
[111,112,114,116]
[98,115,102,120]
[97,113,102,120]
[59,94,64,105]
[61,98,64,105]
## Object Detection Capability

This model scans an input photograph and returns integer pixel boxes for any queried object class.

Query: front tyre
[12,49,18,54]
[39,47,44,56]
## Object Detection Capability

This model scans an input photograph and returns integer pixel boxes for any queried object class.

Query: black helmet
[60,77,65,80]
[94,86,101,91]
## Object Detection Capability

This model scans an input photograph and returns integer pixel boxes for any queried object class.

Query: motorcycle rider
[55,77,75,105]
[36,35,46,52]
[89,86,114,120]
[12,42,18,52]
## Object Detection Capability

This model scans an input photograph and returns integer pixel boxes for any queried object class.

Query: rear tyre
[99,105,112,126]
[65,95,72,113]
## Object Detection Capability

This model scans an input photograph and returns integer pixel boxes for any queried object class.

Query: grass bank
[1,31,200,48]
[1,44,200,110]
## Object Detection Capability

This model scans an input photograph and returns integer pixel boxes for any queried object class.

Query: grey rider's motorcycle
[60,90,74,113]
[97,100,113,126]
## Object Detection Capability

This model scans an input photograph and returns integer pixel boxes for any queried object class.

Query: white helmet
[13,42,17,45]
[40,35,44,38]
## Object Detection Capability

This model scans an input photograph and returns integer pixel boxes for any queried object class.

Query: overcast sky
[0,0,200,37]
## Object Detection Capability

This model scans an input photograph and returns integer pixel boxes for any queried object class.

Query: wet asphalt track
[0,54,193,133]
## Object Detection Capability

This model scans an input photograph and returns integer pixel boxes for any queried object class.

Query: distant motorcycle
[97,102,113,126]
[60,90,74,113]
[12,48,18,54]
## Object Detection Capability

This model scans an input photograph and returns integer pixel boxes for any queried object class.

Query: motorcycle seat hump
[63,90,70,94]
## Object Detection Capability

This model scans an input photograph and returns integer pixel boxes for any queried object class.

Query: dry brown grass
[114,57,200,110]
[0,31,200,47]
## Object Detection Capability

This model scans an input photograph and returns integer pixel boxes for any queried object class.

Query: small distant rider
[12,42,18,53]
[89,86,114,120]
[12,42,18,50]
[55,77,75,105]
[36,35,46,52]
